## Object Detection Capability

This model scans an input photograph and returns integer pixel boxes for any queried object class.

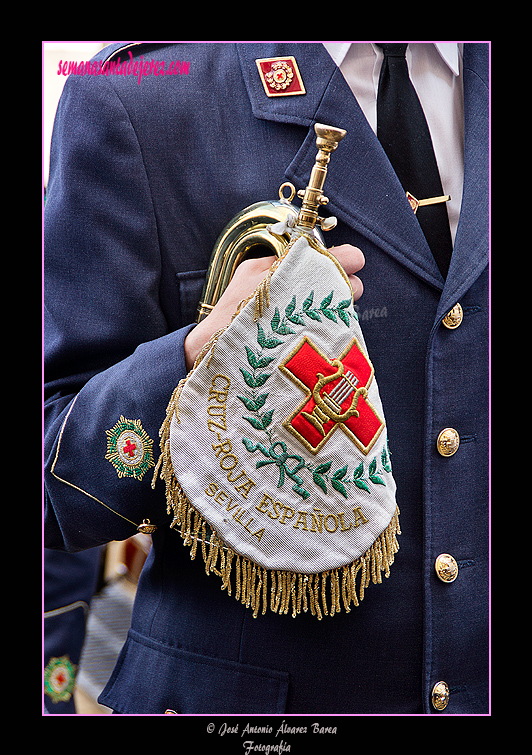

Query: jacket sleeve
[44,72,192,552]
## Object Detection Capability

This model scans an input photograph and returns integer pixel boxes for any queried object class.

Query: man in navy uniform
[44,43,489,714]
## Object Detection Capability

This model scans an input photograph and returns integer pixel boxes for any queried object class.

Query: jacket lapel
[237,43,443,290]
[285,64,444,290]
[237,43,488,301]
[437,43,489,322]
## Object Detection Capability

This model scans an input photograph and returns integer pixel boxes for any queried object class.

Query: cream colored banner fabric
[158,235,400,616]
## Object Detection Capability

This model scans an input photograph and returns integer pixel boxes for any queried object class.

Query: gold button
[435,553,458,583]
[431,681,450,711]
[442,303,463,329]
[437,427,460,457]
[164,709,178,714]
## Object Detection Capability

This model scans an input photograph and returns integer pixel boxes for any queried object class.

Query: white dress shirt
[323,42,464,243]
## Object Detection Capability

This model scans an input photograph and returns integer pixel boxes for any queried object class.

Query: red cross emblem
[279,336,384,455]
[122,439,137,458]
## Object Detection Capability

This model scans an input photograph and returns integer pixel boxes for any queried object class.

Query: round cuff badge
[106,416,155,480]
[44,655,77,704]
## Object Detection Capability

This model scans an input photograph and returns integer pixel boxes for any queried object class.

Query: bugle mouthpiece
[314,123,347,151]
[296,123,347,231]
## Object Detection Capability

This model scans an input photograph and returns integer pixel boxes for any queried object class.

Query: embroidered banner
[156,235,399,618]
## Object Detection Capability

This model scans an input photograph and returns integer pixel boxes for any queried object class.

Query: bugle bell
[196,123,347,323]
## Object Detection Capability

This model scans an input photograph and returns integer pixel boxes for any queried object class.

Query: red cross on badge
[255,56,306,97]
[279,336,384,455]
[122,439,137,458]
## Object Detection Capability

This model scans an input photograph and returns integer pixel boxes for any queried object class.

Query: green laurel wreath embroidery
[237,290,391,499]
[309,443,392,497]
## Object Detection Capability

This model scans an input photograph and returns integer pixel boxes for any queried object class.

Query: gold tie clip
[406,191,451,214]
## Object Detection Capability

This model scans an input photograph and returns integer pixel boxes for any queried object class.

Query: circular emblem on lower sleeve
[44,655,77,704]
[106,416,155,480]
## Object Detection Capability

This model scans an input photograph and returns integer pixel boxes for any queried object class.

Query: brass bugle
[196,123,347,323]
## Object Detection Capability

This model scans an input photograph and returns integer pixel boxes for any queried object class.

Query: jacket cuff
[44,324,195,551]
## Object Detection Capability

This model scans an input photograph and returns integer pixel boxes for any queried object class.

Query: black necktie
[376,43,453,277]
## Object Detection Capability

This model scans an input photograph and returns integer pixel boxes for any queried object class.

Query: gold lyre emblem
[302,360,368,436]
[279,336,384,455]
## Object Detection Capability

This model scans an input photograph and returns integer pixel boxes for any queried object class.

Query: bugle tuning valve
[294,123,346,233]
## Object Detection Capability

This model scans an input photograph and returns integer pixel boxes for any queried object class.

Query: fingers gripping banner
[155,235,400,619]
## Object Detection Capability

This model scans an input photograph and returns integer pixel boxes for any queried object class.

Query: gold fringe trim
[154,388,400,619]
[161,480,400,619]
[152,240,400,618]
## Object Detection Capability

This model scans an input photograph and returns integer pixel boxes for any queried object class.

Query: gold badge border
[255,56,306,98]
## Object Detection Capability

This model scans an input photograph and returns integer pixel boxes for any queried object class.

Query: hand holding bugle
[184,124,365,369]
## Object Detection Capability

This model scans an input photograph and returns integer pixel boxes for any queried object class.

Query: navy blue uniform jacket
[44,43,489,714]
